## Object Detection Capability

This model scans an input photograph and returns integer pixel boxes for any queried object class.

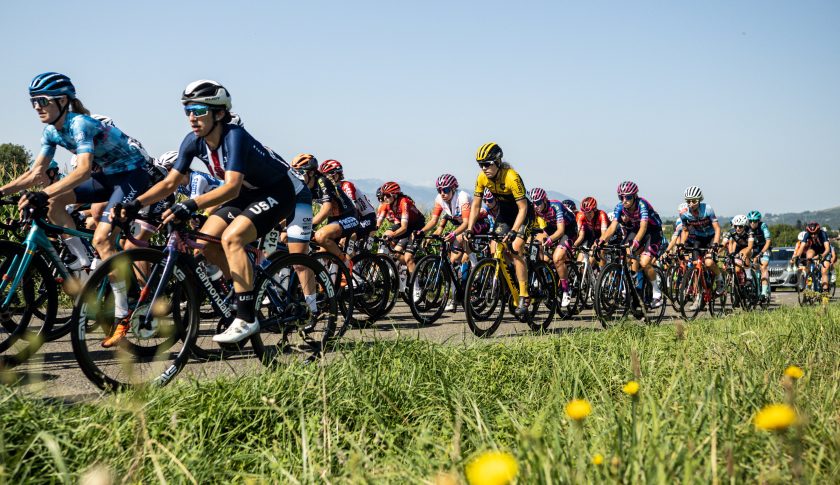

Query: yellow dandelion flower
[592,453,604,465]
[754,404,796,431]
[784,366,804,379]
[622,381,640,396]
[565,399,592,421]
[465,451,519,485]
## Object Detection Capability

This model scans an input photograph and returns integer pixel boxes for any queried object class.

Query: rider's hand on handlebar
[443,231,456,242]
[463,229,473,241]
[630,239,641,252]
[21,191,49,211]
[162,199,198,224]
[542,236,553,247]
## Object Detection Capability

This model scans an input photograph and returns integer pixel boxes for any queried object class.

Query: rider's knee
[221,229,245,250]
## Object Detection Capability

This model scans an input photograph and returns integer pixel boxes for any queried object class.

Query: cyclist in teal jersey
[746,210,772,299]
[2,73,150,333]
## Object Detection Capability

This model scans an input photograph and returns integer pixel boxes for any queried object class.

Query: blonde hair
[69,98,91,116]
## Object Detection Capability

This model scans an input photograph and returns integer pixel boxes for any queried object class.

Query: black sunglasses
[619,195,635,201]
[30,96,56,108]
[438,187,452,194]
[477,161,495,169]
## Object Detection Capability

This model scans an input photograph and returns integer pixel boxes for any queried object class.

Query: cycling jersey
[173,124,300,193]
[799,229,830,253]
[377,202,399,226]
[310,173,356,219]
[432,190,472,223]
[390,195,425,230]
[613,197,662,231]
[39,112,147,175]
[473,166,527,205]
[679,203,718,239]
[750,221,772,252]
[177,171,223,199]
[536,199,577,237]
[576,210,609,238]
[726,228,754,251]
[339,180,375,217]
[673,219,683,237]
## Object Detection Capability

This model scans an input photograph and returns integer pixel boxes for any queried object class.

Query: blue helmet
[29,72,76,98]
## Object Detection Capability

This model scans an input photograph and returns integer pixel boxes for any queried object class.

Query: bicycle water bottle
[635,270,644,290]
[399,265,407,292]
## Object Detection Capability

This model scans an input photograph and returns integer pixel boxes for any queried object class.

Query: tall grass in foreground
[1,305,839,483]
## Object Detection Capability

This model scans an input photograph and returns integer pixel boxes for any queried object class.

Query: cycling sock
[235,290,256,322]
[111,280,129,318]
[560,279,569,293]
[762,283,769,295]
[650,278,660,294]
[64,237,90,267]
[304,293,318,312]
[519,281,529,298]
[468,253,478,266]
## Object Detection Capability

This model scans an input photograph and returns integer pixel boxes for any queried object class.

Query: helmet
[380,182,401,196]
[683,185,703,201]
[375,187,384,201]
[732,214,748,227]
[435,174,458,190]
[806,221,821,233]
[528,187,548,203]
[562,199,577,212]
[319,159,343,175]
[229,112,244,127]
[155,151,179,171]
[747,210,762,222]
[291,153,318,172]
[581,197,597,213]
[482,188,495,203]
[607,212,616,222]
[181,80,232,109]
[29,72,76,98]
[91,114,115,126]
[617,181,639,197]
[475,142,503,164]
[678,202,688,213]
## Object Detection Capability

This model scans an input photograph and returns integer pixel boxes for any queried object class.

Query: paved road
[6,289,804,400]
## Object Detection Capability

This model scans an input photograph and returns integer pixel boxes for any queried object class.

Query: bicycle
[721,253,760,311]
[70,220,337,391]
[677,245,726,321]
[593,244,667,328]
[464,233,557,337]
[406,234,474,325]
[794,256,830,306]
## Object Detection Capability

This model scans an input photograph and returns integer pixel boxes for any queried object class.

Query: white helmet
[684,185,703,201]
[678,202,688,213]
[155,151,179,171]
[229,112,244,127]
[91,114,115,126]
[732,214,748,227]
[181,80,232,110]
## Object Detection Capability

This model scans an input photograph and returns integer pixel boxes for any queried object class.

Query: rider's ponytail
[69,98,91,116]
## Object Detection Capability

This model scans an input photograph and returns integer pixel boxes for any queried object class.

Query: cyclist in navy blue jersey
[791,221,832,294]
[120,80,310,345]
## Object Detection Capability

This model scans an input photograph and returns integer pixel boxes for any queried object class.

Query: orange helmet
[319,159,342,175]
[581,197,597,213]
[380,181,401,196]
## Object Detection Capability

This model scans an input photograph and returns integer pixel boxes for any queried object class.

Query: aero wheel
[0,241,58,365]
[464,259,506,337]
[70,249,198,391]
[311,252,354,339]
[594,262,631,328]
[252,253,338,366]
[526,261,557,332]
[407,255,452,326]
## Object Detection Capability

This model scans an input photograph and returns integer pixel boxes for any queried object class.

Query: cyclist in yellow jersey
[466,142,531,318]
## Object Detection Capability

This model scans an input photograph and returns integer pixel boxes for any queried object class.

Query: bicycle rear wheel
[464,259,506,337]
[252,253,338,366]
[352,253,392,321]
[526,261,557,331]
[70,248,198,391]
[311,252,354,338]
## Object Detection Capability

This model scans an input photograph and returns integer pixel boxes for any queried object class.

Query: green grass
[1,305,839,484]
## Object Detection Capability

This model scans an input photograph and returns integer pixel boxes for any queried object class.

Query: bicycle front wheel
[526,261,557,332]
[464,259,506,337]
[594,262,631,328]
[70,248,198,391]
[407,255,452,326]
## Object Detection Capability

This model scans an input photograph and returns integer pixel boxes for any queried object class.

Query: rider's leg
[48,192,92,268]
[197,215,232,277]
[315,223,348,264]
[760,258,770,296]
[221,216,259,321]
[511,236,529,298]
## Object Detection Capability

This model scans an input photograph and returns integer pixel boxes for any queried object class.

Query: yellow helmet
[475,142,503,164]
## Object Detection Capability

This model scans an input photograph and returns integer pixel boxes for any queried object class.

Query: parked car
[769,247,796,288]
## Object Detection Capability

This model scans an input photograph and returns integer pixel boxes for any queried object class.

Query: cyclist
[562,199,578,215]
[596,181,664,307]
[379,182,426,297]
[678,186,723,294]
[724,215,754,279]
[121,80,309,345]
[790,221,831,294]
[466,142,532,317]
[3,72,150,316]
[665,203,688,255]
[318,159,377,248]
[421,174,489,251]
[746,210,772,300]
[573,197,609,249]
[291,155,358,267]
[529,188,576,307]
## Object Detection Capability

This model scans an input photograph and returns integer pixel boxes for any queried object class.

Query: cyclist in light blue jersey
[678,186,723,295]
[1,73,150,318]
[746,210,772,299]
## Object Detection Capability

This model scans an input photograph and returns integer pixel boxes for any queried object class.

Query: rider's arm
[312,201,333,227]
[467,194,481,232]
[548,222,565,244]
[137,169,185,207]
[192,170,244,210]
[712,220,721,245]
[420,213,440,233]
[635,219,648,243]
[572,225,585,247]
[600,220,618,242]
[511,198,528,233]
[2,154,51,194]
[390,218,409,238]
[43,152,93,198]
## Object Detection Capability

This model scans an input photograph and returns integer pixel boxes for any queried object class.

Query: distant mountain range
[352,178,576,211]
[762,206,840,229]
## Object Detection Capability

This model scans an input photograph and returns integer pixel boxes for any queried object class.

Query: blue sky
[1,0,838,216]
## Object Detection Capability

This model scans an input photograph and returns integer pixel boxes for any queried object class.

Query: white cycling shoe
[561,292,572,308]
[213,318,259,343]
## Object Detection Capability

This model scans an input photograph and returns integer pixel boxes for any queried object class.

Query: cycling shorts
[326,214,360,238]
[356,212,377,240]
[495,201,533,230]
[286,192,314,244]
[74,169,150,224]
[686,234,714,251]
[751,246,771,264]
[623,227,663,257]
[211,188,295,238]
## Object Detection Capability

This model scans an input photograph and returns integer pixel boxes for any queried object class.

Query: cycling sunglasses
[619,195,635,201]
[438,187,453,194]
[477,161,495,169]
[184,104,212,117]
[30,96,56,108]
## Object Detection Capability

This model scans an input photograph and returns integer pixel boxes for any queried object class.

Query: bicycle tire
[70,248,198,391]
[594,261,631,328]
[557,261,581,320]
[526,261,557,331]
[311,252,355,337]
[352,253,392,321]
[407,254,452,326]
[464,258,507,337]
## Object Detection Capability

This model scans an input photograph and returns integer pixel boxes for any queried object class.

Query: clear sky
[1,0,838,217]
